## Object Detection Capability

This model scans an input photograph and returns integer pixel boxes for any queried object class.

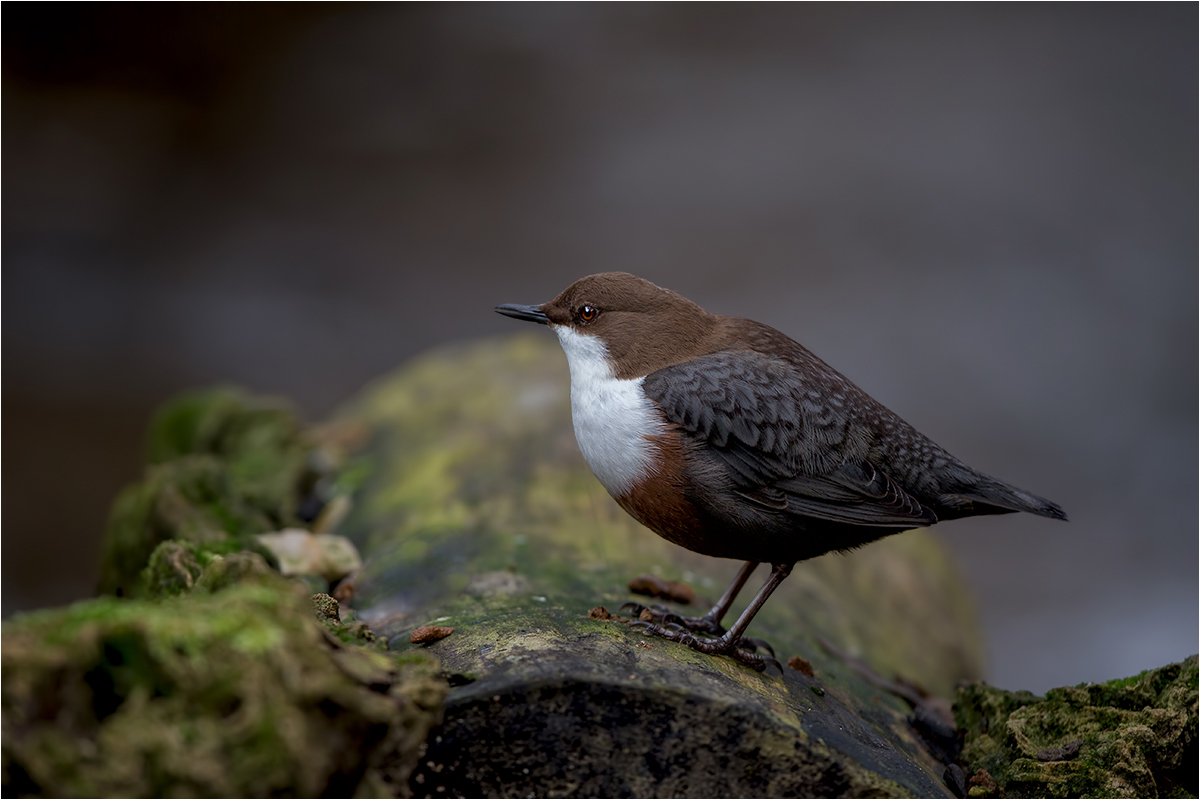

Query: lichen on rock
[311,591,390,652]
[954,655,1198,798]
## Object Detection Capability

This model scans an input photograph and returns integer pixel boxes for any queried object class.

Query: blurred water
[3,4,1195,693]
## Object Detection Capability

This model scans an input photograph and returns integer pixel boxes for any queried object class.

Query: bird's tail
[939,472,1068,522]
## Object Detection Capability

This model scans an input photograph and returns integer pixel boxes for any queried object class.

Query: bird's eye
[578,305,599,323]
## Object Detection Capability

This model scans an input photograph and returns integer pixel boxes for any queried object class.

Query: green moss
[1,580,446,797]
[193,551,280,595]
[98,388,313,598]
[139,539,282,599]
[147,386,301,466]
[139,540,204,598]
[1106,668,1155,690]
[955,656,1199,798]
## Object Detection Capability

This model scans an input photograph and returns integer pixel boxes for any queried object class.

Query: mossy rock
[335,334,989,797]
[955,655,1199,798]
[98,387,313,597]
[1,576,446,798]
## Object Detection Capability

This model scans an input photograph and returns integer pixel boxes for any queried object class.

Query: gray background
[4,4,1196,693]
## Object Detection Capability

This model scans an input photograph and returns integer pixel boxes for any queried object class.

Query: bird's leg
[631,562,795,673]
[621,560,759,636]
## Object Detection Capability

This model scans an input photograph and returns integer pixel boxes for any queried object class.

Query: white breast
[552,326,665,497]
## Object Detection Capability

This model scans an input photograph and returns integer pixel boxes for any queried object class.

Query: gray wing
[642,351,937,527]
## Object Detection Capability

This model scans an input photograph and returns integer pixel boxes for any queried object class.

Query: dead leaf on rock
[410,625,454,644]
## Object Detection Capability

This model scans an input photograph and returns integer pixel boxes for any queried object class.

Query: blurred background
[3,4,1195,694]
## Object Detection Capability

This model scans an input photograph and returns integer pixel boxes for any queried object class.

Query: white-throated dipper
[496,272,1066,672]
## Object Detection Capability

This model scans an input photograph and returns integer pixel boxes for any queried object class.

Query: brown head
[496,272,719,378]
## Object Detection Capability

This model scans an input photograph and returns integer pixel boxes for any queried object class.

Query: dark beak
[495,303,550,325]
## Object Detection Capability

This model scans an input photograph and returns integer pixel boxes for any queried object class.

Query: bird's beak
[495,303,550,325]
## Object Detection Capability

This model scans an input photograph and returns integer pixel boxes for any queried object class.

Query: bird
[495,272,1066,672]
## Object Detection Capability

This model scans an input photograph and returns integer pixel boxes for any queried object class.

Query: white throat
[552,326,664,497]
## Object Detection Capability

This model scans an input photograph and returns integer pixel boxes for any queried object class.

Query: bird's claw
[620,595,778,673]
[742,636,777,659]
[628,619,777,673]
[619,602,648,617]
[620,602,727,636]
[631,620,704,649]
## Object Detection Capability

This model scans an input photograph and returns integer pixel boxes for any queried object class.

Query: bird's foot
[628,618,782,674]
[618,601,726,636]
